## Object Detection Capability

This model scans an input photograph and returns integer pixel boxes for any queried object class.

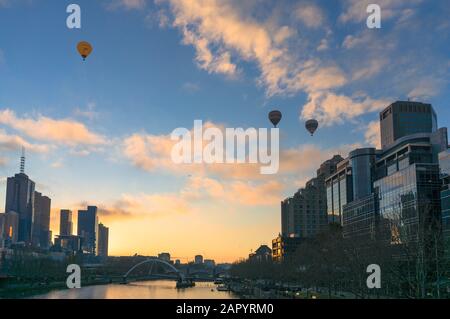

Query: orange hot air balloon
[77,41,93,61]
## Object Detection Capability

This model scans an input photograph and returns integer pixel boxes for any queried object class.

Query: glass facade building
[380,101,437,149]
[340,101,447,259]
[5,173,35,244]
[59,209,73,236]
[98,223,109,257]
[77,206,99,254]
[342,194,378,239]
[32,191,51,248]
[439,150,450,260]
[326,159,352,225]
[374,164,441,246]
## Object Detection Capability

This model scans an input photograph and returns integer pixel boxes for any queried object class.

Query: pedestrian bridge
[122,258,185,283]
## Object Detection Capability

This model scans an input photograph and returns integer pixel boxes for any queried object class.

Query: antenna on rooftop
[20,146,25,174]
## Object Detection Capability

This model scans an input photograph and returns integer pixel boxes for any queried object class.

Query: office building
[439,150,450,260]
[5,174,35,244]
[380,101,437,149]
[4,150,35,244]
[77,206,98,254]
[59,209,73,236]
[282,155,343,238]
[272,235,302,262]
[194,255,203,264]
[3,211,19,244]
[326,158,353,225]
[204,259,216,268]
[341,102,448,255]
[54,235,83,253]
[97,223,109,257]
[0,213,4,247]
[158,253,171,262]
[32,191,51,248]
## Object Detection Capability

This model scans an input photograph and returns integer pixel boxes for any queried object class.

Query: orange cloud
[0,109,107,146]
[0,129,51,153]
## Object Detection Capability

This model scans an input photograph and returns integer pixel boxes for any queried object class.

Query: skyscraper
[380,101,437,149]
[341,101,447,253]
[59,209,73,236]
[77,206,98,254]
[33,191,51,248]
[3,211,19,244]
[5,152,36,244]
[439,150,450,261]
[0,213,4,245]
[326,158,353,225]
[97,223,109,258]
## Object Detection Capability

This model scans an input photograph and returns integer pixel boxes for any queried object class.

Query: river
[33,280,238,299]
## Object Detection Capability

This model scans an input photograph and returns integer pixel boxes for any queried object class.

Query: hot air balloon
[305,119,319,136]
[269,110,282,128]
[77,41,93,61]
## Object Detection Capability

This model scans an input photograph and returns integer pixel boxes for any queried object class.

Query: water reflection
[34,280,237,299]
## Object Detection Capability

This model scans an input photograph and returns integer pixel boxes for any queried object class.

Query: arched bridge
[123,258,185,283]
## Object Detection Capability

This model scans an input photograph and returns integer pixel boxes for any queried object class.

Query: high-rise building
[282,155,343,238]
[59,209,73,236]
[341,102,448,256]
[77,206,98,254]
[439,150,450,260]
[0,213,4,246]
[32,191,51,248]
[326,158,353,225]
[3,211,19,244]
[194,255,203,264]
[97,223,109,257]
[54,235,83,253]
[158,253,171,262]
[380,101,438,149]
[5,173,35,244]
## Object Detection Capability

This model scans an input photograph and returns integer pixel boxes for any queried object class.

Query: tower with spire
[20,146,25,174]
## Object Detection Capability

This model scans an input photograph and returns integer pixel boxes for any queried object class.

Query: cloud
[121,121,358,189]
[182,82,201,93]
[159,0,299,95]
[182,176,283,206]
[301,91,389,125]
[73,102,99,120]
[295,3,325,29]
[0,129,51,153]
[339,0,423,24]
[0,109,108,146]
[108,0,146,10]
[407,78,443,100]
[0,157,6,167]
[364,121,381,149]
[351,58,387,81]
[155,0,392,127]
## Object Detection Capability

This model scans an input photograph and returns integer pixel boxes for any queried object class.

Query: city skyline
[1,1,450,263]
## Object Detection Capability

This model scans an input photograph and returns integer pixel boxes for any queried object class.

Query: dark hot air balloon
[77,41,93,61]
[269,110,282,127]
[305,119,319,136]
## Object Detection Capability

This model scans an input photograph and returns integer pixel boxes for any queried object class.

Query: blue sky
[0,0,449,261]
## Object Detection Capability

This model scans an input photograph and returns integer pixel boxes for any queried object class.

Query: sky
[0,0,449,263]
